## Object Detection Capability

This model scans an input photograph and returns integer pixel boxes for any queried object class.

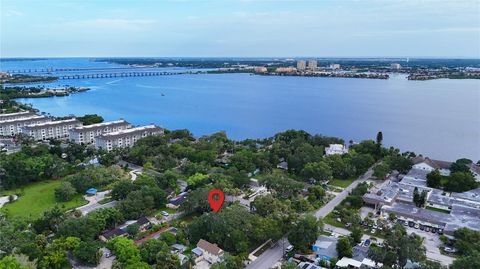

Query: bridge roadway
[57,71,198,79]
[5,66,174,74]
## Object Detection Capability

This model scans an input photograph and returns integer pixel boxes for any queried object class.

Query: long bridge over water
[5,66,169,74]
[58,71,198,80]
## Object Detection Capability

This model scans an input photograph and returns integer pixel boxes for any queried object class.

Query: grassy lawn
[329,178,355,188]
[323,212,346,228]
[1,180,87,220]
[426,206,451,214]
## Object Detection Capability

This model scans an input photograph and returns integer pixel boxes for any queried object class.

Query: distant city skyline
[1,0,479,58]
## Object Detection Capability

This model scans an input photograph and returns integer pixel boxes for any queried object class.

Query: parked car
[420,225,425,231]
[444,247,456,253]
[161,211,170,217]
[286,245,294,252]
[431,228,437,233]
[437,229,444,234]
[408,221,415,227]
[425,227,431,232]
[414,223,420,229]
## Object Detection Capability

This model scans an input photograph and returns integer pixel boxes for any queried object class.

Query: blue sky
[1,0,479,58]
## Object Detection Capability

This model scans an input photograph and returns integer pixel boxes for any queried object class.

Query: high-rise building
[296,60,306,71]
[307,60,317,70]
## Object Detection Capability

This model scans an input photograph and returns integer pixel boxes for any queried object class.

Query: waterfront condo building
[24,118,82,141]
[330,63,341,70]
[307,60,317,70]
[296,60,306,71]
[0,115,50,136]
[390,63,402,69]
[95,125,163,151]
[69,119,131,145]
[0,111,36,122]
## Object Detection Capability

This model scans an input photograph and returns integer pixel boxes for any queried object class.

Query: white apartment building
[95,125,163,151]
[24,118,82,141]
[330,63,341,70]
[69,119,131,145]
[0,115,50,136]
[390,63,402,69]
[307,60,317,70]
[296,60,306,70]
[0,111,36,121]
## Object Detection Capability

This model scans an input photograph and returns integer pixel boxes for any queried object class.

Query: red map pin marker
[208,189,224,213]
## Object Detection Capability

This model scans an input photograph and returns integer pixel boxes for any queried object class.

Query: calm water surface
[2,58,479,160]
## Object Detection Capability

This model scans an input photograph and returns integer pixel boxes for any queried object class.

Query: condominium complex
[95,125,163,151]
[69,119,131,145]
[390,63,402,69]
[307,60,317,70]
[0,111,36,122]
[0,115,50,136]
[296,60,306,71]
[24,118,82,141]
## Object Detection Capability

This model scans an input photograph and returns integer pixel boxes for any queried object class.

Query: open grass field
[329,178,355,188]
[1,180,87,219]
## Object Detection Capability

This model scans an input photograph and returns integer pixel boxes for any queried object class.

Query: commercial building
[95,125,163,151]
[363,159,480,235]
[0,111,36,122]
[24,118,82,140]
[307,60,318,70]
[297,60,307,71]
[0,115,50,136]
[69,119,131,145]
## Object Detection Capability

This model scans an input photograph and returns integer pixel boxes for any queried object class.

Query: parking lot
[358,206,455,265]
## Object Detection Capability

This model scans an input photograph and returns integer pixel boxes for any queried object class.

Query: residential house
[411,156,451,176]
[196,239,225,264]
[277,161,288,170]
[325,144,348,156]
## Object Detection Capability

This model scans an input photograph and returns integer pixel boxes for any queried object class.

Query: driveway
[76,190,117,215]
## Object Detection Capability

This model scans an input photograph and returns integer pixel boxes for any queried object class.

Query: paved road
[0,195,17,208]
[246,167,375,269]
[246,237,288,269]
[315,168,374,219]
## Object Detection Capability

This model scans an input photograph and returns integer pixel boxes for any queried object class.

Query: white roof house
[325,144,348,156]
[336,257,362,268]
